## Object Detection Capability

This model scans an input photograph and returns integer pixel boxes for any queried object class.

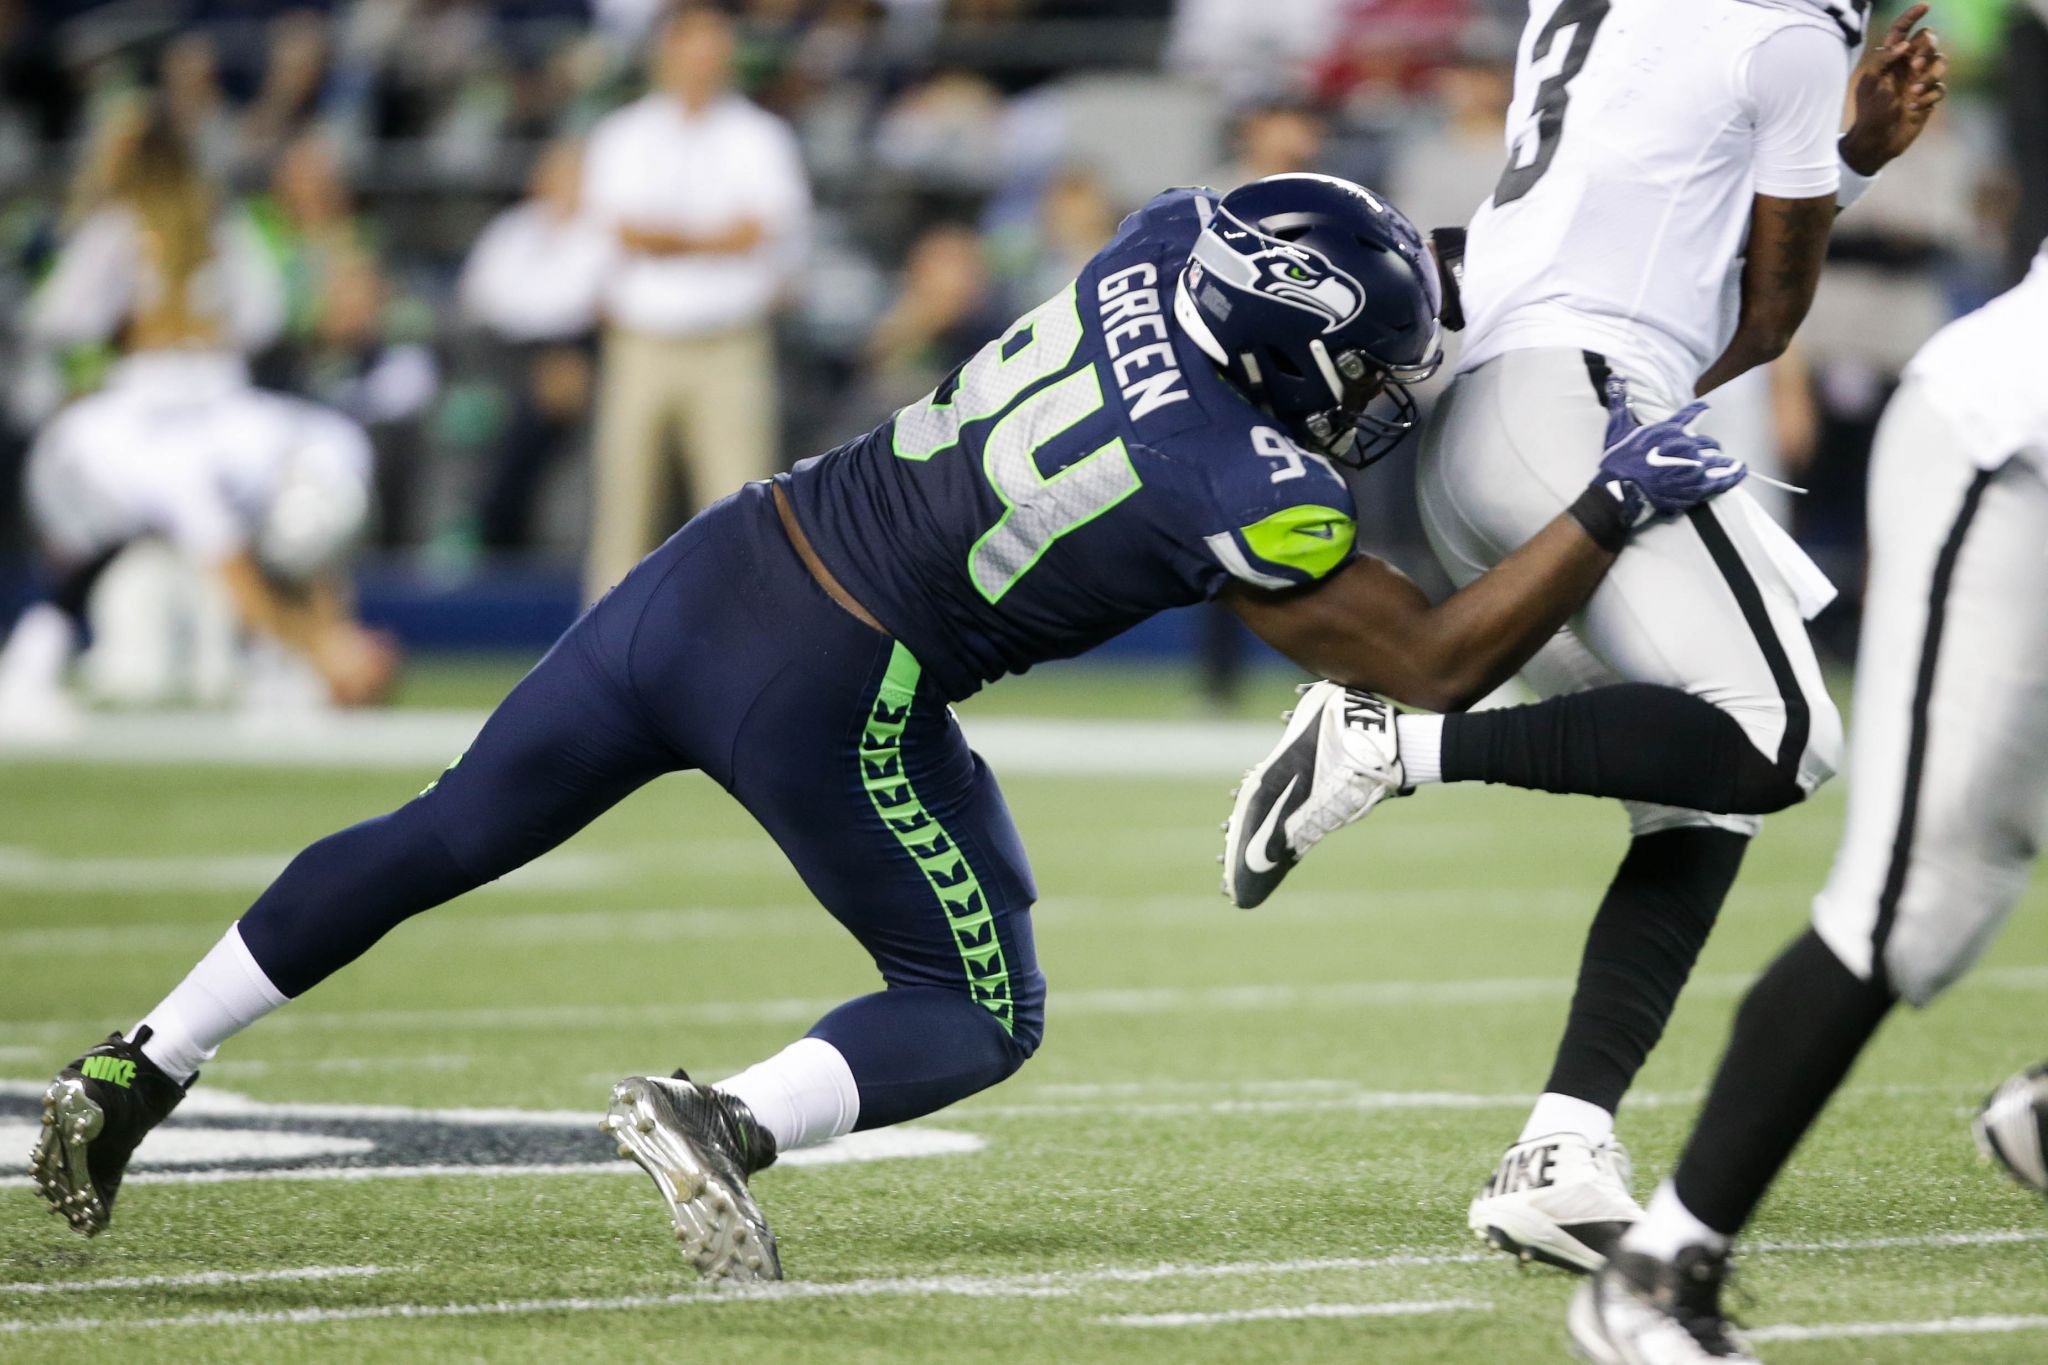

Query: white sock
[1395,713,1445,785]
[1622,1180,1731,1260]
[715,1037,861,1153]
[0,602,75,699]
[1518,1091,1615,1145]
[132,924,289,1083]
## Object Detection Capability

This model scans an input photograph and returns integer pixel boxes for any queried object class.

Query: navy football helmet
[1174,173,1443,467]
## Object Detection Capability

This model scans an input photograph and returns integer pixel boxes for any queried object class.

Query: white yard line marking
[0,850,624,904]
[1751,1314,2048,1343]
[0,978,1687,1040]
[4,1233,2042,1335]
[8,964,2047,1044]
[2,1267,386,1296]
[1101,1299,1492,1328]
[9,878,1780,961]
[0,710,1288,776]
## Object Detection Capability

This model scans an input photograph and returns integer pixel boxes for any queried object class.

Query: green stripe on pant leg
[860,641,1015,1034]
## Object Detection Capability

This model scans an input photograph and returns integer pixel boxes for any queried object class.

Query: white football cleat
[1567,1245,1759,1364]
[1221,681,1405,908]
[0,683,83,745]
[1973,1061,2048,1196]
[1469,1132,1642,1273]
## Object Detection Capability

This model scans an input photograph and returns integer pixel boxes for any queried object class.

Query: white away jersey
[1905,242,2048,473]
[1456,0,1857,405]
[26,353,372,568]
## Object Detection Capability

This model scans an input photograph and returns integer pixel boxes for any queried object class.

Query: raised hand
[1841,3,1949,176]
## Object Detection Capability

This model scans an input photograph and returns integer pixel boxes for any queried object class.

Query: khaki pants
[586,323,778,601]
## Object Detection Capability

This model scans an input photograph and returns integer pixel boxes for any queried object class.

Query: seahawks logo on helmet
[1243,245,1366,332]
[1192,222,1367,336]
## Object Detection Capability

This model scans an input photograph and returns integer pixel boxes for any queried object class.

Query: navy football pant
[237,483,1046,1129]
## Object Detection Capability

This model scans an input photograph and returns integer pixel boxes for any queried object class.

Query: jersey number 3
[893,285,1142,604]
[1493,0,1611,208]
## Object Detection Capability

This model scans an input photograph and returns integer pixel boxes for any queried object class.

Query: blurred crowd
[0,0,2043,672]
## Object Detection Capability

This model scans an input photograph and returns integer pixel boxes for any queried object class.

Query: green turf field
[3,661,2046,1360]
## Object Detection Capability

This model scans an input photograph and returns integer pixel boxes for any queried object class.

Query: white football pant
[1417,347,1842,838]
[1812,379,2048,1004]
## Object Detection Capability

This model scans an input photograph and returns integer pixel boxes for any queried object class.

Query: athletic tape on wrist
[1836,149,1879,211]
[1568,485,1632,554]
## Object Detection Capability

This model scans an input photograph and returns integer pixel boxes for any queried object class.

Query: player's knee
[1718,694,1838,814]
[1799,693,1844,797]
[1004,967,1048,1062]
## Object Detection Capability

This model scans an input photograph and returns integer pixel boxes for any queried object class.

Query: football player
[30,175,1744,1278]
[0,104,392,725]
[1222,0,1946,1271]
[1569,241,2048,1364]
[0,375,396,724]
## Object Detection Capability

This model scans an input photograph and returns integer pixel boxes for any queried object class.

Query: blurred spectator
[873,69,1005,192]
[988,165,1118,310]
[457,137,612,552]
[249,129,437,545]
[1167,0,1343,102]
[1313,0,1476,106]
[579,0,810,600]
[1216,98,1326,188]
[240,10,334,168]
[831,221,1001,435]
[27,101,284,361]
[249,129,375,364]
[1384,49,1511,239]
[160,34,241,180]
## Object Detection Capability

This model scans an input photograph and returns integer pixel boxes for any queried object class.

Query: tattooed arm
[1696,193,1835,398]
[1697,8,1948,398]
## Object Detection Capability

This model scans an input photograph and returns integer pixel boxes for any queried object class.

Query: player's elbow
[1733,315,1799,370]
[1372,657,1490,716]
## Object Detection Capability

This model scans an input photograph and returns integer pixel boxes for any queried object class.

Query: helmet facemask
[1300,341,1434,469]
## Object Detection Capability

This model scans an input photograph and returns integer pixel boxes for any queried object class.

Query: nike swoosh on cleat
[1242,775,1299,875]
[1295,525,1336,540]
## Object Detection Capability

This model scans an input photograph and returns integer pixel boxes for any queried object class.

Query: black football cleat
[604,1069,782,1281]
[29,1028,189,1236]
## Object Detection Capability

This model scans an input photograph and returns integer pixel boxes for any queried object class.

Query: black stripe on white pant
[1869,464,1999,989]
[1583,348,1812,788]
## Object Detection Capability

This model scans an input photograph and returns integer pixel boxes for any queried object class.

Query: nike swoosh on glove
[1596,379,1745,523]
[1568,379,1747,551]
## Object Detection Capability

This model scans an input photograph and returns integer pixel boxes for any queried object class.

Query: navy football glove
[1569,378,1746,551]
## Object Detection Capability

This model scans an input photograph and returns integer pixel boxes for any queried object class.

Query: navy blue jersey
[782,188,1359,701]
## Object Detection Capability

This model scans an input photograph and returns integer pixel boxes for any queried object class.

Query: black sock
[1440,684,1804,815]
[1673,929,1896,1236]
[1545,828,1749,1113]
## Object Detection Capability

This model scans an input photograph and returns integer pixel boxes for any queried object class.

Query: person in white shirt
[27,103,284,361]
[458,138,615,551]
[579,1,812,600]
[1571,238,2048,1365]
